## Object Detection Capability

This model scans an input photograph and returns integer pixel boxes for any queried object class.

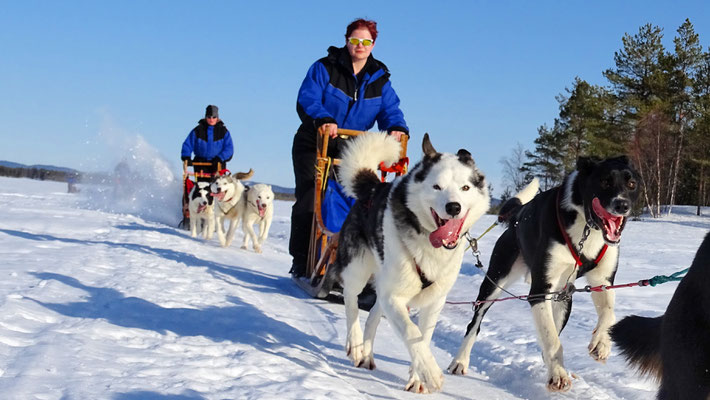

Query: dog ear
[576,156,599,174]
[422,133,438,158]
[234,168,254,180]
[457,149,474,166]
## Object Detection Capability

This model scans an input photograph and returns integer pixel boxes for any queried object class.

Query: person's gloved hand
[212,157,223,166]
[181,156,191,161]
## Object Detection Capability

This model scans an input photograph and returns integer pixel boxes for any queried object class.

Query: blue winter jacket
[181,120,234,163]
[296,46,408,135]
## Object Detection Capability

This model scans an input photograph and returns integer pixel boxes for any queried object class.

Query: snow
[0,174,707,400]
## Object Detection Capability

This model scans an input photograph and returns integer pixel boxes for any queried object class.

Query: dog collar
[556,188,607,269]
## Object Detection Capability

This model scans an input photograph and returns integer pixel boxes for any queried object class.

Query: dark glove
[212,157,223,165]
[181,156,191,161]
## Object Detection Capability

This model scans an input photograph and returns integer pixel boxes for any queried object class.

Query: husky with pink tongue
[329,132,490,394]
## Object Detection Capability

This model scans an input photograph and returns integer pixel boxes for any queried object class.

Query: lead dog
[240,183,274,253]
[448,156,640,392]
[210,169,254,247]
[188,181,215,239]
[611,232,710,399]
[331,132,490,393]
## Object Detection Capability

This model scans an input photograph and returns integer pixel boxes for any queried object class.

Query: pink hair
[345,18,378,42]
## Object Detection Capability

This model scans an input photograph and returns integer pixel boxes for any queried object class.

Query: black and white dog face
[575,156,641,245]
[406,136,490,249]
[190,182,213,214]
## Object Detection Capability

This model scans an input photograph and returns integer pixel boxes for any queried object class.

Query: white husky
[209,169,254,247]
[240,183,274,253]
[330,132,490,393]
[188,181,215,239]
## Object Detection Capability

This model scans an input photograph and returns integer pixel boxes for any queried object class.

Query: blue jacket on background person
[181,105,234,164]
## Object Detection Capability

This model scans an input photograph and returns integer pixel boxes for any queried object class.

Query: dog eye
[433,184,442,191]
[600,178,610,189]
[627,180,636,190]
[461,185,470,191]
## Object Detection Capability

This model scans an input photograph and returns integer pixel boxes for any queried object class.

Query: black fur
[452,156,640,388]
[611,232,710,400]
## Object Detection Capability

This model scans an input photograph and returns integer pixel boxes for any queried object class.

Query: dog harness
[415,262,434,289]
[556,188,608,269]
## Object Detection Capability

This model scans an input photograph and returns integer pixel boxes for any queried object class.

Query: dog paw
[547,366,572,392]
[447,359,468,375]
[345,331,365,367]
[253,244,262,253]
[240,244,247,250]
[588,332,611,362]
[356,354,376,370]
[405,353,443,393]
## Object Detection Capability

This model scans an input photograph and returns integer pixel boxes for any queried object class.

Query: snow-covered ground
[0,175,707,400]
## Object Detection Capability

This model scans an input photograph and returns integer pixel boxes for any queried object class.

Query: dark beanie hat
[205,105,219,118]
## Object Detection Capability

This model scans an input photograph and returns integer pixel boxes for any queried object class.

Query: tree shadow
[0,228,288,296]
[113,390,204,400]
[27,272,340,363]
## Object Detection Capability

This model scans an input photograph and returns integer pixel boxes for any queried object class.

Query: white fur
[338,132,401,199]
[188,182,215,240]
[240,184,274,253]
[338,133,490,393]
[210,175,248,248]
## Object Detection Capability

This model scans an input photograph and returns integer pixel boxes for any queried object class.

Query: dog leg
[224,218,239,248]
[588,290,615,362]
[531,301,571,392]
[258,214,272,245]
[341,257,375,368]
[449,253,526,375]
[360,299,383,370]
[189,213,198,238]
[204,214,215,240]
[216,216,227,246]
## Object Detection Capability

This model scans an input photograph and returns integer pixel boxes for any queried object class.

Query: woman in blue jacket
[181,105,234,181]
[290,18,409,277]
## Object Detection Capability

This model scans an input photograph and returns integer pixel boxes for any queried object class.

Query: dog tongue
[429,211,468,248]
[213,192,225,201]
[592,198,623,242]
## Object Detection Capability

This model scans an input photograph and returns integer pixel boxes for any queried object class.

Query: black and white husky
[188,182,215,239]
[331,132,490,393]
[611,232,710,400]
[448,156,640,392]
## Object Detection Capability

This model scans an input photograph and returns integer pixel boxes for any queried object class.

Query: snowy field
[0,175,707,400]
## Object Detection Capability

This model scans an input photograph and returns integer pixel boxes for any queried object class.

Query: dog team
[179,16,706,398]
[187,168,275,253]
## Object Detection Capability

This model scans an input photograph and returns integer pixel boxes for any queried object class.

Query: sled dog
[611,232,710,399]
[240,183,274,253]
[188,181,215,239]
[448,156,640,392]
[210,169,254,247]
[331,132,490,393]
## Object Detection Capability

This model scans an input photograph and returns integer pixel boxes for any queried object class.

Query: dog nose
[613,199,630,214]
[445,202,461,217]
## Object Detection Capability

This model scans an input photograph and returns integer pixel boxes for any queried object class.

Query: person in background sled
[289,18,409,277]
[181,105,234,182]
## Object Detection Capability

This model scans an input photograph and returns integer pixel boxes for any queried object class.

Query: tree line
[0,165,80,183]
[502,19,710,217]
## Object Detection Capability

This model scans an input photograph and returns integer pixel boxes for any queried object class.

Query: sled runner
[292,128,408,304]
[179,159,222,230]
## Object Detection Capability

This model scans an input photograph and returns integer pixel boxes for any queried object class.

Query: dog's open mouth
[197,204,207,214]
[429,208,468,249]
[257,200,266,218]
[212,191,226,201]
[591,197,625,244]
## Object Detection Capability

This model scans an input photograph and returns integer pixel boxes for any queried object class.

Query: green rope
[647,268,690,286]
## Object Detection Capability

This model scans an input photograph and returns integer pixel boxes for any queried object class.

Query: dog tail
[339,132,402,200]
[498,178,539,223]
[609,315,663,381]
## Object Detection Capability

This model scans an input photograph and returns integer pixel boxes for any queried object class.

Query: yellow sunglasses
[348,37,374,46]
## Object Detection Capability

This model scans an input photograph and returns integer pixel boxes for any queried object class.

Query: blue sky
[1,1,708,195]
